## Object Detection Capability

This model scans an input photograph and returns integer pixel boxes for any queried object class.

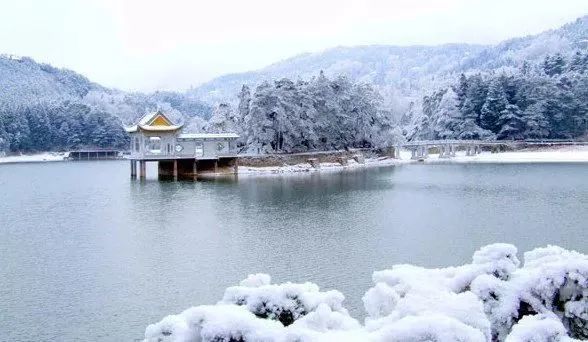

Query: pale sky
[1,0,587,92]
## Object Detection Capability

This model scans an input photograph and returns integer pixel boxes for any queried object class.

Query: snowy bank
[423,145,588,164]
[237,146,588,175]
[0,152,66,164]
[238,156,406,175]
[144,244,587,342]
[1,146,586,169]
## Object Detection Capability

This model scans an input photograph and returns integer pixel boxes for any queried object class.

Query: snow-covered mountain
[0,55,212,124]
[0,55,102,107]
[0,15,586,153]
[0,55,213,152]
[190,15,588,105]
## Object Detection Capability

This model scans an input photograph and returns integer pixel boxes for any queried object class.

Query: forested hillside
[190,16,588,109]
[406,52,588,141]
[0,55,212,153]
[1,16,587,154]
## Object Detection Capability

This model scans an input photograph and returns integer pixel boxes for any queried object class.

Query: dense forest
[0,55,212,154]
[201,52,588,154]
[0,101,129,152]
[2,15,588,155]
[0,51,587,154]
[208,72,402,154]
[406,51,588,141]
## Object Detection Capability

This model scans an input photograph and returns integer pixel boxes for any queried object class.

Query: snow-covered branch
[145,244,587,342]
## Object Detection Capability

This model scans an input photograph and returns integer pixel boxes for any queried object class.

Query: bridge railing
[400,139,587,148]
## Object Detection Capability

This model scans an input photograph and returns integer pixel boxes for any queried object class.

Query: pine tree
[207,103,236,133]
[544,54,566,77]
[25,105,52,151]
[497,104,524,140]
[3,107,30,151]
[455,73,468,110]
[522,102,550,139]
[480,78,508,132]
[433,88,460,139]
[461,74,487,125]
[568,51,586,74]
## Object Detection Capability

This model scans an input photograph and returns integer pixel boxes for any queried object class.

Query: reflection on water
[0,161,587,341]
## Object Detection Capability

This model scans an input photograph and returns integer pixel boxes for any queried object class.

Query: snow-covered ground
[238,156,406,175]
[424,145,588,164]
[144,244,587,342]
[238,146,588,175]
[1,146,587,169]
[0,152,67,164]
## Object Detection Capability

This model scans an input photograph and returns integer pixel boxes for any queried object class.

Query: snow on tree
[144,244,588,342]
[433,88,461,139]
[497,104,524,140]
[544,53,567,76]
[481,78,509,132]
[207,103,237,133]
[521,102,550,139]
[415,51,588,141]
[183,116,207,133]
[236,72,398,154]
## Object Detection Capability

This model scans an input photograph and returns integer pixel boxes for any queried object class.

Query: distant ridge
[189,15,588,104]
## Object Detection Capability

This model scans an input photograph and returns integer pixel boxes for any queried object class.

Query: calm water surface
[1,161,587,341]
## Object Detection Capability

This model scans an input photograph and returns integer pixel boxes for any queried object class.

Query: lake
[1,160,587,341]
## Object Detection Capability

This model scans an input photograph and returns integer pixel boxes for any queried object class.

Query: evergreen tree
[433,88,460,139]
[25,105,52,151]
[236,72,396,153]
[543,54,566,77]
[3,107,30,151]
[480,78,508,132]
[568,51,587,74]
[522,102,550,139]
[208,103,237,133]
[462,74,487,125]
[454,73,468,110]
[497,104,524,140]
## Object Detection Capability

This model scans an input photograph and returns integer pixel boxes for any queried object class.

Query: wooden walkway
[67,150,122,160]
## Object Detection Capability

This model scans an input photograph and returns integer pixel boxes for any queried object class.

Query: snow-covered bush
[471,245,588,340]
[362,243,519,341]
[505,313,580,342]
[145,274,361,342]
[145,244,587,342]
[220,274,349,327]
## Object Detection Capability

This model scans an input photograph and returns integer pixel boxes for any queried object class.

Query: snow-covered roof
[138,111,172,125]
[125,111,183,132]
[125,125,138,133]
[178,133,239,139]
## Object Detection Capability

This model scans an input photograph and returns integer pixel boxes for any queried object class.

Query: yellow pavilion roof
[125,111,183,133]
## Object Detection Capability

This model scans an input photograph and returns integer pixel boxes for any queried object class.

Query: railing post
[394,146,401,159]
[439,145,447,158]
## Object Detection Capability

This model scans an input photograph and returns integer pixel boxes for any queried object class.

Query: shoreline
[238,145,588,174]
[0,152,68,164]
[1,146,587,170]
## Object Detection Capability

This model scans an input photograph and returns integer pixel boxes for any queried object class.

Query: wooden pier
[67,150,121,160]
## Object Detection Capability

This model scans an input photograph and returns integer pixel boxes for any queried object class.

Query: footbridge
[397,139,586,160]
